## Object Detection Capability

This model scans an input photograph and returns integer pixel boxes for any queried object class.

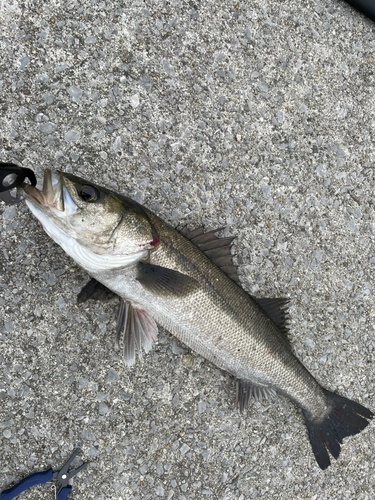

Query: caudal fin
[303,389,373,469]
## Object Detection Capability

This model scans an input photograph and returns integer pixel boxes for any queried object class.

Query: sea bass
[22,170,373,469]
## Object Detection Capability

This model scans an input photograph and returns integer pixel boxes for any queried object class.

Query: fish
[21,169,373,470]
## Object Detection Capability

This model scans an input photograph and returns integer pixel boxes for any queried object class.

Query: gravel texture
[1,1,375,499]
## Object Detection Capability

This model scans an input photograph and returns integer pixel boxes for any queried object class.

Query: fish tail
[303,389,373,470]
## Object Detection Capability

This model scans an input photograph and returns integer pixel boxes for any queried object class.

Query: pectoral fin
[77,278,117,303]
[137,262,198,298]
[116,299,158,366]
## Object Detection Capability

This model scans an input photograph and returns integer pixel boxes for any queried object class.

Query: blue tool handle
[57,485,72,500]
[0,468,53,500]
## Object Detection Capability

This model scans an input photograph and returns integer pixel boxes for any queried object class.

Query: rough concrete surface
[0,0,375,499]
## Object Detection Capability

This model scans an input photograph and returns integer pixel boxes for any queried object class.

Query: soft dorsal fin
[77,278,117,303]
[251,297,291,343]
[180,226,240,283]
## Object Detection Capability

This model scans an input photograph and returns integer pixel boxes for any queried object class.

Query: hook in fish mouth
[23,170,65,211]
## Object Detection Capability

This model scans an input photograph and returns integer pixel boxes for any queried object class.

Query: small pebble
[180,443,190,455]
[79,429,96,441]
[181,354,193,368]
[2,206,17,220]
[98,403,109,415]
[130,94,140,108]
[105,368,119,383]
[64,130,81,142]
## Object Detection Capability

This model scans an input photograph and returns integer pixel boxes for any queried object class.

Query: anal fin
[236,378,275,411]
[116,299,158,366]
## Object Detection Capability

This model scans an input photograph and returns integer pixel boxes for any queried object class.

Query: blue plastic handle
[58,485,72,500]
[0,468,53,500]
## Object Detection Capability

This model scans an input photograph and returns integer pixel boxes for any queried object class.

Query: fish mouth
[24,170,65,212]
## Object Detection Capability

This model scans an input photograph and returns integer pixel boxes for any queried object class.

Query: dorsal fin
[180,226,240,284]
[180,227,290,342]
[251,297,291,344]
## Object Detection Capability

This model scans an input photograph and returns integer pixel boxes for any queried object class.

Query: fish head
[23,170,158,271]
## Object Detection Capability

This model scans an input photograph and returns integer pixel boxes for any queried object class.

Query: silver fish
[22,170,373,469]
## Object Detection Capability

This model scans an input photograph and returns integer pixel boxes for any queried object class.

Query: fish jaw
[23,170,78,216]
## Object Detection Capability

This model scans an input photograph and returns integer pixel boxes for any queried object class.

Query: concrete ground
[0,0,374,498]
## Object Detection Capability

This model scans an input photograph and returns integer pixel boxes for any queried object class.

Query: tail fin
[303,389,373,469]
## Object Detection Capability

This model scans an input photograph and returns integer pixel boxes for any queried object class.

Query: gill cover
[61,172,157,255]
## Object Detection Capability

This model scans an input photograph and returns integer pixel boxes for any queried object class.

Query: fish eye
[79,185,100,202]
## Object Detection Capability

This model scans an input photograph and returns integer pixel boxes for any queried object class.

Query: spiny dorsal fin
[236,378,276,411]
[77,278,117,303]
[180,226,240,283]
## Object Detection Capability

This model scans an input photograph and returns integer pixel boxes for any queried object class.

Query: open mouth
[24,170,65,211]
